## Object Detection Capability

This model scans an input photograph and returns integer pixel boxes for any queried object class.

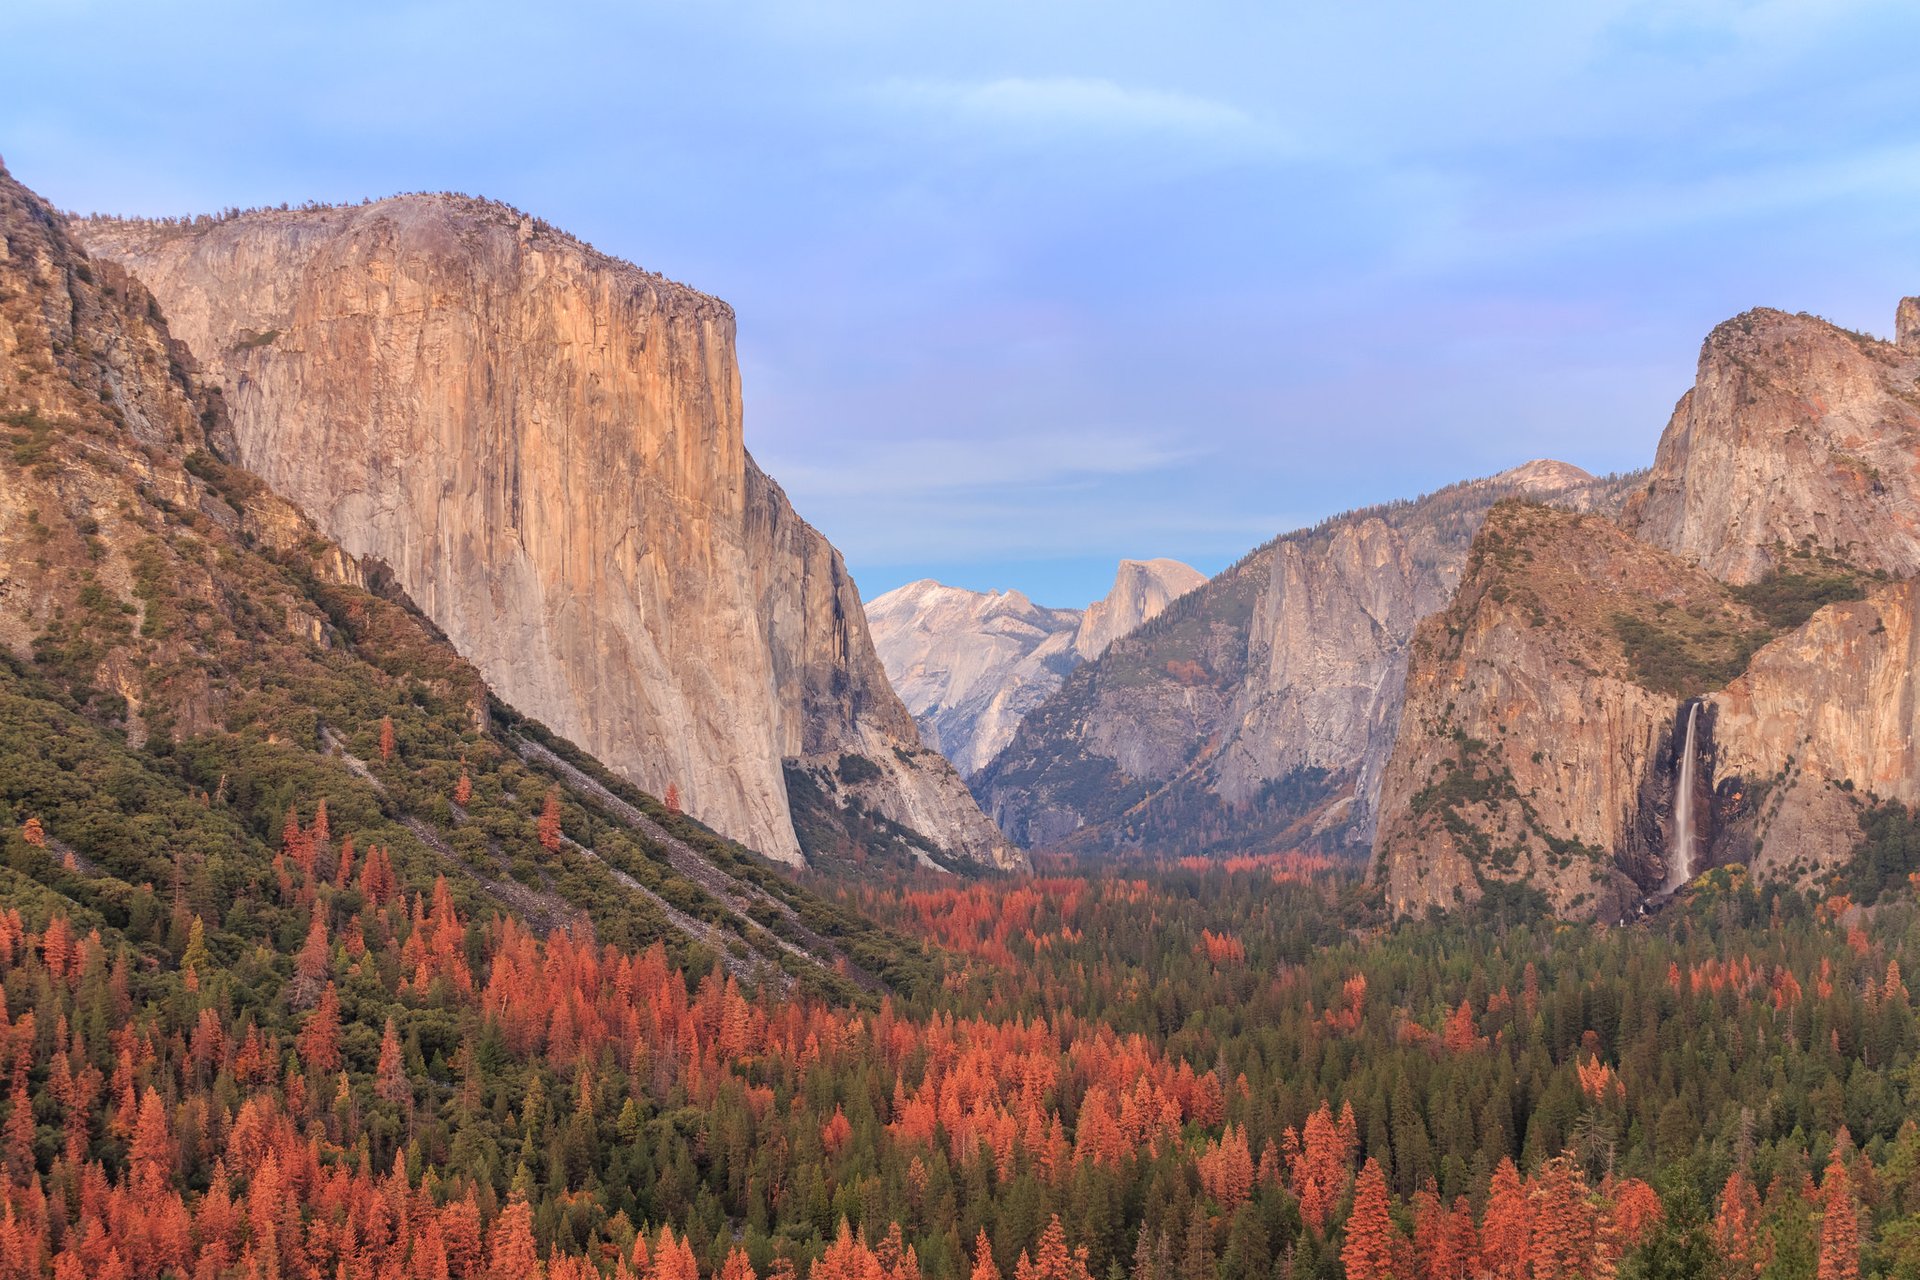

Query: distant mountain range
[865,559,1204,776]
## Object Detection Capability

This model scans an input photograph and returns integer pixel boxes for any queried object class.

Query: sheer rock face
[1374,301,1920,918]
[1073,559,1207,660]
[1708,581,1920,883]
[1623,307,1920,584]
[865,581,1084,778]
[974,461,1629,855]
[1370,503,1756,920]
[77,198,1014,870]
[865,558,1204,778]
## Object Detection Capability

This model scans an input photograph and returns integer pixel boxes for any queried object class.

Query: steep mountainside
[1374,298,1920,919]
[865,558,1203,777]
[973,461,1635,855]
[1370,502,1768,919]
[1072,558,1207,660]
[1710,580,1920,884]
[1623,306,1920,582]
[0,159,927,1000]
[75,200,1015,871]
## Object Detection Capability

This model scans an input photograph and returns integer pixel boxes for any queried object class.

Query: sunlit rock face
[79,197,1014,870]
[866,559,1204,778]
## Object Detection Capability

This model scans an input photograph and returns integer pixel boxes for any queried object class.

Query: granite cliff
[865,558,1203,777]
[0,159,931,991]
[1373,299,1920,918]
[76,197,1015,871]
[1624,306,1920,583]
[1369,502,1766,919]
[973,461,1633,855]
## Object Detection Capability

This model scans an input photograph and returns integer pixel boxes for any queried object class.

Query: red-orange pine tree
[1716,1169,1761,1279]
[1479,1157,1531,1280]
[537,787,563,853]
[1340,1158,1398,1280]
[1817,1152,1861,1280]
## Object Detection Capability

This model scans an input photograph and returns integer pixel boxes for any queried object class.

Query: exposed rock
[865,558,1203,777]
[76,197,1015,870]
[1369,502,1766,919]
[974,461,1634,855]
[1623,306,1920,583]
[865,580,1083,777]
[1073,558,1207,660]
[0,160,486,761]
[1369,297,1920,919]
[1708,580,1920,883]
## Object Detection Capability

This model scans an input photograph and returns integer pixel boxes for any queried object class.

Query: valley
[3,137,1919,1280]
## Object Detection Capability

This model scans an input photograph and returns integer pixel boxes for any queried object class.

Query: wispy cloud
[757,427,1200,501]
[875,75,1272,150]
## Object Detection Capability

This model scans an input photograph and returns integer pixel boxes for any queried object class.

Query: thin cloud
[876,75,1271,149]
[757,428,1202,501]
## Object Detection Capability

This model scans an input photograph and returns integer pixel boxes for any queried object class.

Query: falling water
[1665,701,1701,894]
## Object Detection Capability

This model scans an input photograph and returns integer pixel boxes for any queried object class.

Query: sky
[9,1,1920,607]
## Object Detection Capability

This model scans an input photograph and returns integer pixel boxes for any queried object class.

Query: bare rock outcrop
[1623,307,1920,583]
[1708,581,1920,882]
[866,558,1204,777]
[865,580,1084,777]
[77,198,1015,869]
[1073,558,1206,660]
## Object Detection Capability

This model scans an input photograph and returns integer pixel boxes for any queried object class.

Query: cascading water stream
[1664,701,1701,894]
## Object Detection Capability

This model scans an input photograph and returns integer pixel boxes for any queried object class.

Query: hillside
[0,160,934,1004]
[1373,298,1920,919]
[972,462,1637,857]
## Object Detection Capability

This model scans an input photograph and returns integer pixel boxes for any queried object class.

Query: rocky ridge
[973,461,1635,856]
[865,557,1204,777]
[0,159,918,994]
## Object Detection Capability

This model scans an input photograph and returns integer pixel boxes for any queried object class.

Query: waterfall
[1665,701,1701,894]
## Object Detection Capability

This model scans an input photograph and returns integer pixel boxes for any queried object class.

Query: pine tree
[538,787,563,853]
[377,1017,411,1107]
[1817,1153,1860,1280]
[1480,1156,1531,1280]
[289,912,331,1008]
[296,982,343,1074]
[380,715,397,762]
[1529,1155,1596,1280]
[975,1229,1006,1280]
[455,771,473,806]
[1340,1158,1397,1280]
[488,1196,543,1278]
[1715,1170,1761,1279]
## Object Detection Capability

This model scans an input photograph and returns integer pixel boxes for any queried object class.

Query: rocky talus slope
[866,558,1203,777]
[973,461,1633,855]
[1374,299,1920,918]
[76,199,1015,871]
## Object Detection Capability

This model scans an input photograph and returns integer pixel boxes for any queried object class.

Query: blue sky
[9,1,1920,607]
